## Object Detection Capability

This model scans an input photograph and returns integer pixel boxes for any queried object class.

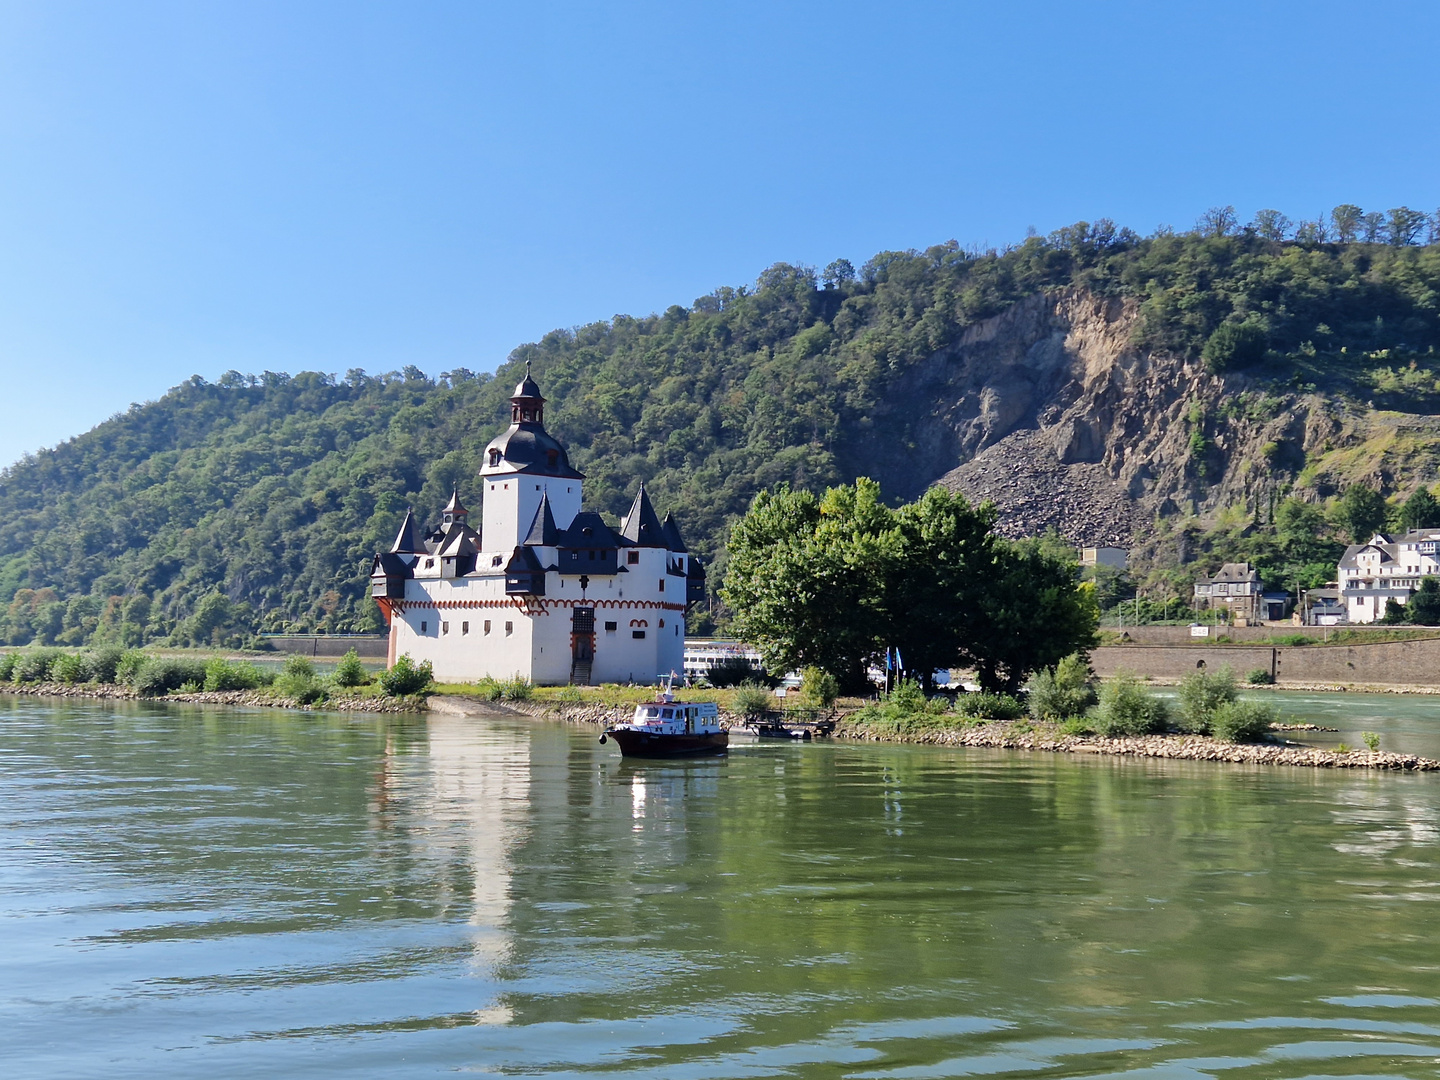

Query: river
[4,691,1440,1078]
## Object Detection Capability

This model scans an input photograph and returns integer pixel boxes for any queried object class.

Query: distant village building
[370,366,704,684]
[1193,562,1288,623]
[1080,546,1128,571]
[1338,530,1440,624]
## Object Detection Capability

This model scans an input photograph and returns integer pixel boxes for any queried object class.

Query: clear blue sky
[0,0,1437,469]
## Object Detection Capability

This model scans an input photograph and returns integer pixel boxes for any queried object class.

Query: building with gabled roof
[1338,530,1440,623]
[369,365,704,684]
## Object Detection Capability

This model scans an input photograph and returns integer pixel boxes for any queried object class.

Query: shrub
[0,653,16,681]
[14,649,63,683]
[1335,742,1352,754]
[474,676,505,701]
[501,675,532,701]
[378,654,433,696]
[732,682,772,719]
[115,649,150,686]
[1361,731,1381,751]
[1059,715,1096,736]
[1246,668,1274,685]
[1210,699,1277,743]
[799,666,839,709]
[1176,666,1238,734]
[52,653,93,684]
[281,655,316,680]
[956,691,1026,721]
[133,658,207,696]
[889,677,926,712]
[333,648,369,687]
[203,658,269,692]
[556,684,583,702]
[1094,672,1170,737]
[1027,653,1097,721]
[88,646,124,684]
[707,657,761,688]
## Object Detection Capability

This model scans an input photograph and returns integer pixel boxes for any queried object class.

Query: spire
[442,485,469,526]
[522,492,561,546]
[509,360,546,424]
[390,508,423,553]
[620,484,666,547]
[660,511,688,553]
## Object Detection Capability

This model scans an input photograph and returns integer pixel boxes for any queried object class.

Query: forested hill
[3,204,1440,647]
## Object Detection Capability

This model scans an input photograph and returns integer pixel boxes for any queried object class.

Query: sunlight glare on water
[3,694,1440,1078]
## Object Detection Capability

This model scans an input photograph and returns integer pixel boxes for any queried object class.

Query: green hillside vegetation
[2,203,1439,647]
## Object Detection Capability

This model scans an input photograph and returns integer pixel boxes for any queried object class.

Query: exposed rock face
[869,287,1438,546]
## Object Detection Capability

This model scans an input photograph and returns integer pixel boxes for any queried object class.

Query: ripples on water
[4,694,1440,1078]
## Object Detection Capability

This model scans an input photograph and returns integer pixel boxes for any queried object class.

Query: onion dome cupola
[478,362,584,480]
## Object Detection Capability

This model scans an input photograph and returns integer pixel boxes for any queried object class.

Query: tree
[1201,320,1267,372]
[1250,209,1292,241]
[1361,212,1388,243]
[1409,578,1440,625]
[1401,488,1440,531]
[1197,206,1238,237]
[1337,484,1389,543]
[822,258,855,288]
[1387,207,1428,246]
[1331,204,1363,243]
[723,480,1096,695]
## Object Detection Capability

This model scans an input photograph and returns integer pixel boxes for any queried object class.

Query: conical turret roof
[442,485,469,517]
[620,484,666,547]
[522,492,561,546]
[390,508,424,553]
[661,511,688,553]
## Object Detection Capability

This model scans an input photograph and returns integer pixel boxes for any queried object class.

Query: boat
[599,683,728,758]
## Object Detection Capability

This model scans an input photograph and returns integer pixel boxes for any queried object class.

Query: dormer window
[547,450,558,468]
[488,448,501,467]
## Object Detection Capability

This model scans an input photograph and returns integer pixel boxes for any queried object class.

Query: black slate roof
[620,485,666,547]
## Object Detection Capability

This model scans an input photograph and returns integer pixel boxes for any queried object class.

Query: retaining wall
[1093,636,1440,687]
[262,635,389,658]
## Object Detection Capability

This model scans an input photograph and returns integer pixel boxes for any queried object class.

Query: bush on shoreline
[1027,653,1097,722]
[1177,667,1238,734]
[1092,671,1169,736]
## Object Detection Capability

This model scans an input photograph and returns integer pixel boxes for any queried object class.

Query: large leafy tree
[723,479,1096,693]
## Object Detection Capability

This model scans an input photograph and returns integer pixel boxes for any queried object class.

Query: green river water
[5,691,1440,1078]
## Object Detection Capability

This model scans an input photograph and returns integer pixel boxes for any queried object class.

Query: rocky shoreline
[0,682,422,713]
[830,718,1440,771]
[431,696,1439,772]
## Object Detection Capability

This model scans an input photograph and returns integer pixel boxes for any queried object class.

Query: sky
[0,0,1437,469]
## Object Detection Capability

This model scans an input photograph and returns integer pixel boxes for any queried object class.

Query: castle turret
[478,364,584,549]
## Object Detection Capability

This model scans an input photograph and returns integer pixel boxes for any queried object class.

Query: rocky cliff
[870,288,1440,546]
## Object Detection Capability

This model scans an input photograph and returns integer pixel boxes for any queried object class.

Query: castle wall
[481,474,581,548]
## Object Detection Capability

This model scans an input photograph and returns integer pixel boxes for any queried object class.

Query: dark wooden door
[572,607,594,661]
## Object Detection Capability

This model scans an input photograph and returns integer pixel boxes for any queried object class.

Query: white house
[1338,530,1440,623]
[370,366,703,684]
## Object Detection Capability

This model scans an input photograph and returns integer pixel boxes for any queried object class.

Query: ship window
[484,620,491,635]
[627,551,639,565]
[633,630,646,639]
[462,621,469,635]
[662,709,673,719]
[605,621,617,632]
[505,621,514,636]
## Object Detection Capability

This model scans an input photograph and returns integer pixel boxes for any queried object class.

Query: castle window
[505,621,514,636]
[633,630,646,639]
[421,621,428,633]
[547,450,558,467]
[492,555,502,566]
[536,485,540,491]
[605,621,617,632]
[462,621,469,635]
[588,550,596,560]
[442,621,449,635]
[488,449,500,467]
[627,551,639,565]
[659,618,665,628]
[658,579,664,592]
[572,552,579,561]
[425,558,434,568]
[484,620,491,635]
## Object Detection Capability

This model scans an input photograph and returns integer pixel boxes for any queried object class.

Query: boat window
[640,706,659,718]
[662,709,674,719]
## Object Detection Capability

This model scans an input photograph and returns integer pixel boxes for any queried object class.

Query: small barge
[600,687,727,758]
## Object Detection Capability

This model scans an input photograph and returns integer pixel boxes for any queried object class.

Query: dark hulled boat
[600,691,728,758]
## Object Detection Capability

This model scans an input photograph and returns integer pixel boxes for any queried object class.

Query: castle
[369,366,703,684]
